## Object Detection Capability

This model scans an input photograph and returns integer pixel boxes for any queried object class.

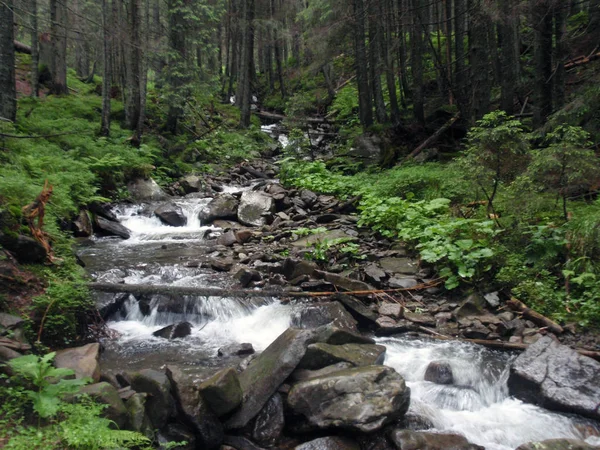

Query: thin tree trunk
[353,0,373,128]
[369,0,387,124]
[271,0,285,98]
[384,0,400,123]
[411,0,425,124]
[469,0,491,123]
[553,3,566,110]
[126,0,142,143]
[533,0,553,127]
[30,0,40,98]
[500,0,518,114]
[454,0,469,119]
[50,0,68,95]
[100,0,111,136]
[0,0,16,122]
[239,0,255,127]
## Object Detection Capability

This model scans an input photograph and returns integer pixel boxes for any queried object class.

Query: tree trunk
[469,0,491,123]
[100,0,111,136]
[50,0,68,95]
[353,0,373,129]
[411,0,425,124]
[499,0,518,114]
[533,0,553,127]
[271,0,285,98]
[0,0,16,122]
[369,0,388,124]
[30,0,40,97]
[126,0,143,144]
[383,0,400,123]
[238,0,255,128]
[553,3,566,110]
[454,0,469,119]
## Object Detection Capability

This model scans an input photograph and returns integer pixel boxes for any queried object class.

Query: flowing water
[79,192,600,449]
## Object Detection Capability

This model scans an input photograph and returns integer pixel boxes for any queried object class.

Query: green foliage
[305,237,364,264]
[2,353,152,450]
[330,85,359,125]
[292,226,328,237]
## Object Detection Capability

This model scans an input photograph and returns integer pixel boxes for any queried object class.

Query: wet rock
[484,291,501,308]
[0,313,24,330]
[126,393,153,438]
[375,317,411,336]
[234,268,262,287]
[211,258,234,272]
[298,343,386,370]
[93,216,131,239]
[300,189,319,207]
[236,229,253,243]
[508,336,600,420]
[55,343,101,382]
[334,294,379,328]
[0,345,22,363]
[403,312,436,327]
[350,134,383,163]
[89,202,118,221]
[1,234,48,263]
[198,368,243,417]
[225,327,324,429]
[454,293,487,318]
[379,303,404,319]
[127,178,170,202]
[238,191,275,227]
[295,437,361,450]
[159,423,196,449]
[388,430,484,450]
[287,365,410,433]
[200,194,240,224]
[290,362,354,383]
[462,326,491,340]
[223,435,267,450]
[291,302,358,332]
[166,366,224,450]
[292,229,357,248]
[80,382,129,429]
[282,258,317,280]
[218,343,255,357]
[388,277,418,289]
[73,209,93,237]
[252,393,285,446]
[321,327,376,345]
[180,175,204,193]
[516,439,600,450]
[380,257,419,275]
[152,322,192,340]
[316,214,341,224]
[424,361,453,385]
[365,264,387,284]
[154,203,187,227]
[129,369,177,429]
[218,230,238,246]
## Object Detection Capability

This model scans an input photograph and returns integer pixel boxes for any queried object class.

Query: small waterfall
[380,337,600,450]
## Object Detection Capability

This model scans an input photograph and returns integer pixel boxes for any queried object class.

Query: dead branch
[14,40,31,54]
[21,180,54,262]
[402,112,461,164]
[506,297,564,335]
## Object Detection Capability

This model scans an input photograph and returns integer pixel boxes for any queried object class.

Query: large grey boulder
[507,336,600,420]
[80,382,129,429]
[154,203,187,227]
[127,178,169,202]
[73,209,93,237]
[224,327,323,430]
[237,191,275,227]
[55,343,101,382]
[126,393,153,438]
[291,302,358,332]
[287,365,410,433]
[295,437,361,450]
[252,393,285,447]
[298,343,386,370]
[180,175,204,194]
[388,430,484,450]
[166,365,223,450]
[199,194,239,224]
[197,367,243,417]
[93,216,131,239]
[516,439,600,450]
[129,369,177,429]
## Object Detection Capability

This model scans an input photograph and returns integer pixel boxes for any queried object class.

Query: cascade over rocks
[508,336,600,420]
[286,365,410,433]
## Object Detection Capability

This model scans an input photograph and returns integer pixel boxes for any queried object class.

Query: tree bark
[469,0,491,123]
[454,0,469,119]
[0,0,16,122]
[30,0,40,98]
[384,0,400,123]
[533,0,554,127]
[100,0,111,136]
[50,0,68,95]
[369,0,388,124]
[411,0,425,124]
[238,0,255,128]
[353,0,373,129]
[553,2,566,110]
[499,0,518,114]
[126,0,143,145]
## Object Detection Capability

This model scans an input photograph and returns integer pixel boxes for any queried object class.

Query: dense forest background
[1,0,600,336]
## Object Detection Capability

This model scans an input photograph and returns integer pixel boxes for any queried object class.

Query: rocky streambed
[3,156,600,449]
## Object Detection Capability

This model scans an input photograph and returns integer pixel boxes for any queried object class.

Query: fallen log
[402,112,461,164]
[254,110,330,124]
[506,297,564,335]
[419,333,600,362]
[14,40,31,54]
[88,279,444,299]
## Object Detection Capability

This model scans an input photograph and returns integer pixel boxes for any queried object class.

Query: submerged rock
[287,365,410,433]
[152,322,192,340]
[424,361,453,385]
[154,203,187,227]
[508,336,600,420]
[388,430,484,450]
